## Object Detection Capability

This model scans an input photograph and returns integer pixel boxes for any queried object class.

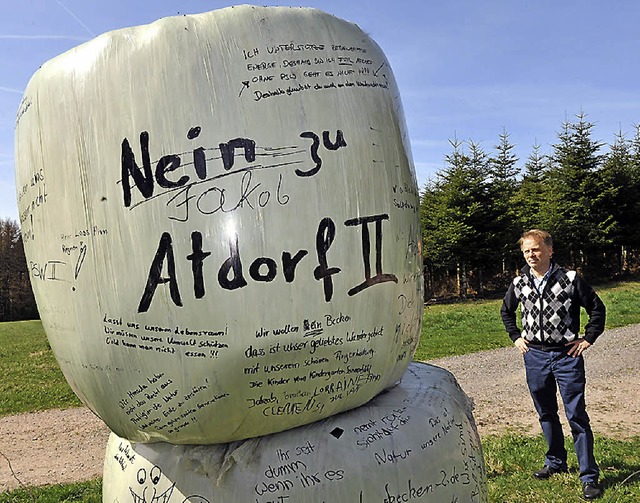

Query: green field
[1,280,639,501]
[0,320,81,416]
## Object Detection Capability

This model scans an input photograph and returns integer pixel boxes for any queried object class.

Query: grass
[0,280,639,501]
[484,433,640,502]
[0,320,82,416]
[415,280,640,360]
[416,298,508,360]
[0,480,101,502]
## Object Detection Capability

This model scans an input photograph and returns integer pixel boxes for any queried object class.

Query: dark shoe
[583,482,602,500]
[533,465,567,479]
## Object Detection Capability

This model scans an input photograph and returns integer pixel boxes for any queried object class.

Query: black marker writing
[120,127,345,210]
[345,214,398,295]
[218,233,248,290]
[186,231,211,298]
[136,213,396,312]
[295,130,347,177]
[219,138,256,171]
[138,232,183,312]
[314,217,341,301]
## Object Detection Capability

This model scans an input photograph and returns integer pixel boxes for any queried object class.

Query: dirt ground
[0,324,638,493]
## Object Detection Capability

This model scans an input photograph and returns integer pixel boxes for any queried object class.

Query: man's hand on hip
[566,338,591,357]
[515,337,529,354]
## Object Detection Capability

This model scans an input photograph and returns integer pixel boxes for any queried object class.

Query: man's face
[521,236,553,274]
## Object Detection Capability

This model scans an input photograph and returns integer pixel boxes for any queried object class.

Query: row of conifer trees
[420,113,640,299]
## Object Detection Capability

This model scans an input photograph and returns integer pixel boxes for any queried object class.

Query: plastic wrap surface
[14,5,423,444]
[103,363,488,502]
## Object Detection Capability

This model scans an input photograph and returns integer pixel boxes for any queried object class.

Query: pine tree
[488,129,520,272]
[618,125,640,270]
[595,130,629,270]
[543,112,604,270]
[420,138,492,297]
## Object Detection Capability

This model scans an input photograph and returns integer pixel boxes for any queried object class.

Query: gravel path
[430,323,640,438]
[1,324,638,492]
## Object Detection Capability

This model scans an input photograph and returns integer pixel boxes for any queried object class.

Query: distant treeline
[0,218,37,321]
[2,113,640,320]
[421,113,640,300]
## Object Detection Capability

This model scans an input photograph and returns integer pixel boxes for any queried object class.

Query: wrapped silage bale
[103,363,488,502]
[14,5,423,444]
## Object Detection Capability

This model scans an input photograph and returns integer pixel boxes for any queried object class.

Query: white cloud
[0,34,89,41]
[0,86,25,94]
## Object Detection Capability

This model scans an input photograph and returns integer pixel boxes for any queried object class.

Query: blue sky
[2,0,640,222]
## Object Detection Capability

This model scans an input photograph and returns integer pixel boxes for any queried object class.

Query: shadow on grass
[601,462,640,492]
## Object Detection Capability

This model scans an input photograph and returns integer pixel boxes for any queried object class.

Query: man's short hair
[519,229,553,249]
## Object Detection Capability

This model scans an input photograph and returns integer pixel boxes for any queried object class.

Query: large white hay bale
[15,5,423,444]
[103,363,488,502]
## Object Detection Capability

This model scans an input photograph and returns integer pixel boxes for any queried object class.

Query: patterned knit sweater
[500,262,606,350]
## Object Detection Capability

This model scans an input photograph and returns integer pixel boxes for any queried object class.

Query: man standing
[500,229,606,500]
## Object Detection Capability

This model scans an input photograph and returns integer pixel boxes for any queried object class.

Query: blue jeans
[523,347,599,484]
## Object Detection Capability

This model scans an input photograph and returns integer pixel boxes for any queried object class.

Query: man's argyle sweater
[500,262,606,350]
